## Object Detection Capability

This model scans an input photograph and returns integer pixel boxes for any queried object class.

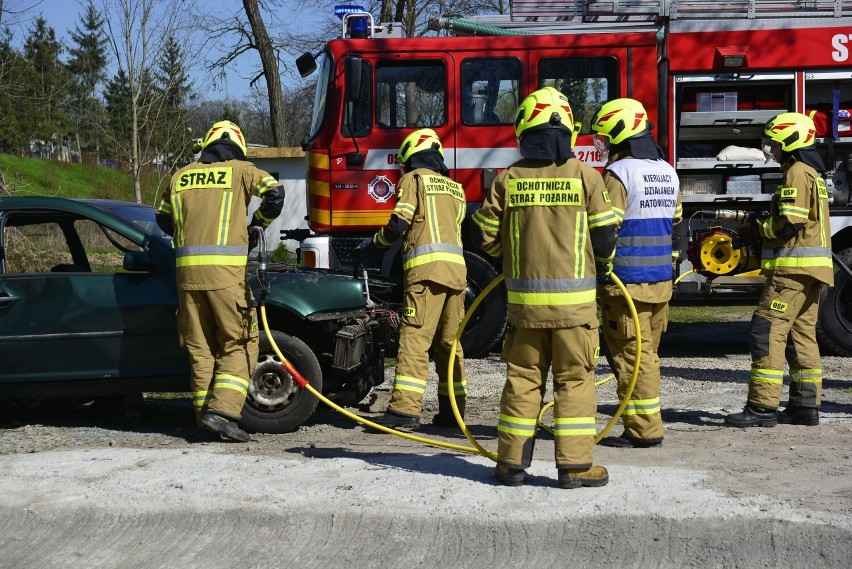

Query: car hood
[248,265,367,319]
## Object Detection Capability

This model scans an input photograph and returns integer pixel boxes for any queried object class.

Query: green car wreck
[0,197,395,432]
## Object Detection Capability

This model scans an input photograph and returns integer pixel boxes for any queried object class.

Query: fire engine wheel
[816,247,852,357]
[240,330,322,433]
[461,251,508,358]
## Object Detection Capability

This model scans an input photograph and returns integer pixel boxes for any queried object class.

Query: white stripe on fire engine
[363,146,605,170]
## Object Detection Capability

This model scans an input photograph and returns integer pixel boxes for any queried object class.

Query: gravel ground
[1,318,851,568]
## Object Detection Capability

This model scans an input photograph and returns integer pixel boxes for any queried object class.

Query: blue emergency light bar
[334,4,365,19]
[336,5,372,39]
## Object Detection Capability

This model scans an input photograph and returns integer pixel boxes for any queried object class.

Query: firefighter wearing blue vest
[590,98,682,448]
[725,112,834,428]
[472,87,617,488]
[359,128,468,430]
[156,120,284,441]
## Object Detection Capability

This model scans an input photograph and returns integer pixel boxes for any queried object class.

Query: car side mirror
[123,250,158,272]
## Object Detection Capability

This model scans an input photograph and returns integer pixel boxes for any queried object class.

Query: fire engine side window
[461,58,521,126]
[539,57,618,134]
[342,60,372,138]
[376,62,446,128]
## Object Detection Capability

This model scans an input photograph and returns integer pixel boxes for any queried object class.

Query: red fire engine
[293,0,852,357]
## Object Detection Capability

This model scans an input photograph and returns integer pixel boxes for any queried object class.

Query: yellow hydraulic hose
[260,306,487,455]
[258,271,641,460]
[675,268,696,284]
[444,273,640,447]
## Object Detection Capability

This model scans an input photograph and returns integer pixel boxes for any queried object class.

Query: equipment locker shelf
[674,75,794,196]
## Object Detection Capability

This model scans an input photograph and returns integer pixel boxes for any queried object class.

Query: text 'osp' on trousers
[177,281,259,424]
[601,295,666,442]
[748,273,823,410]
[388,281,467,417]
[498,323,599,471]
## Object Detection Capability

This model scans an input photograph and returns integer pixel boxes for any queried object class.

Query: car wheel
[816,247,852,356]
[460,250,508,358]
[240,330,322,433]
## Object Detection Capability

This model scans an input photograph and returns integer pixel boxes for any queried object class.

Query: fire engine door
[334,53,456,231]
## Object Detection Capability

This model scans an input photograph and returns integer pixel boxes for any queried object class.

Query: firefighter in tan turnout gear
[361,128,467,430]
[726,112,834,428]
[156,120,284,441]
[471,87,618,488]
[590,98,682,448]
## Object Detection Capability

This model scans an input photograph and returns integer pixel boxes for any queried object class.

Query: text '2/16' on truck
[292,0,852,357]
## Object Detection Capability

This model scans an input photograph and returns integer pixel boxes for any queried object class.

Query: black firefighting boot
[367,409,420,431]
[558,466,610,489]
[599,433,663,448]
[724,404,778,428]
[431,396,465,427]
[494,463,525,487]
[778,405,819,426]
[201,412,252,442]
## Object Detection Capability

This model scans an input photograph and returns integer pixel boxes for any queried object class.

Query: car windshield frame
[95,202,172,242]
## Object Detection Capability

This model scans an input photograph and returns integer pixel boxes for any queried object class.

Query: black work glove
[248,219,264,251]
[355,237,375,253]
[738,216,763,244]
[595,261,613,284]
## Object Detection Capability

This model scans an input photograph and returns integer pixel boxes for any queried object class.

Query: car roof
[0,196,149,209]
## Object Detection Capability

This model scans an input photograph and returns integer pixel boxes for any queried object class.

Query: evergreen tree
[21,17,71,159]
[66,0,108,163]
[154,35,195,166]
[0,26,26,152]
[104,68,133,154]
[104,67,157,169]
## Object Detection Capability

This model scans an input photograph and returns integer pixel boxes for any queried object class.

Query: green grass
[0,154,167,203]
[668,303,754,323]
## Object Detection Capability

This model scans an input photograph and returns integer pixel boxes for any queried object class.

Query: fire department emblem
[367,175,395,203]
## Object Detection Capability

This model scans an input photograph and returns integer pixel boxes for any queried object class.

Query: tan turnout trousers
[178,282,259,424]
[388,281,467,416]
[498,323,599,471]
[600,295,667,443]
[747,274,823,410]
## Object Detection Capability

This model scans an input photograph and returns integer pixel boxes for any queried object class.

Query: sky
[2,0,315,100]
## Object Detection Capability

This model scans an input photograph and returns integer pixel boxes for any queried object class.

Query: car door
[0,207,188,395]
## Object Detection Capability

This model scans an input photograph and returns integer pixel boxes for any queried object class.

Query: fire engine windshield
[307,51,333,140]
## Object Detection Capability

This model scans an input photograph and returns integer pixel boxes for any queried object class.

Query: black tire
[240,330,322,433]
[460,251,508,358]
[816,247,852,357]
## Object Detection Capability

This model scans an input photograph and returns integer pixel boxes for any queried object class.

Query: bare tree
[101,0,197,203]
[242,0,286,146]
[196,1,338,148]
[378,0,509,37]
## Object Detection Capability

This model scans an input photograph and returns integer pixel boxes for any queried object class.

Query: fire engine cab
[294,0,852,357]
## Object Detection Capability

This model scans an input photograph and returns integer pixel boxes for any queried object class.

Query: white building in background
[246,146,309,253]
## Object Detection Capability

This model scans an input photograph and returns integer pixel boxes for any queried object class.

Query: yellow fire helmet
[591,98,649,145]
[764,112,817,152]
[397,128,443,164]
[201,120,247,156]
[514,86,574,139]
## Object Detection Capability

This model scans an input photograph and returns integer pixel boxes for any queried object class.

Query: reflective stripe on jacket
[376,168,467,289]
[606,158,680,285]
[473,158,617,328]
[157,159,280,290]
[760,160,834,286]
